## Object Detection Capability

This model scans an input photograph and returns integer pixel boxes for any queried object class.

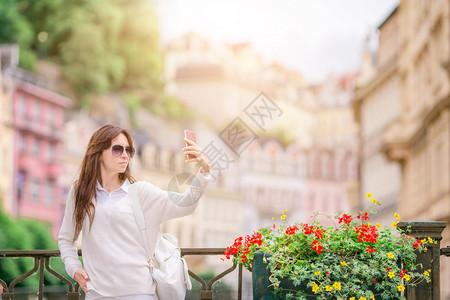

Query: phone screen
[184,130,196,159]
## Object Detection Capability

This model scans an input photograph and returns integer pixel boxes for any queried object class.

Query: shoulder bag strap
[129,184,152,262]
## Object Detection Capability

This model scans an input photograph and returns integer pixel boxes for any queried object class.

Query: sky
[155,0,399,83]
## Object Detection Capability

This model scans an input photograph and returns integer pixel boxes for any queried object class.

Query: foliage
[1,0,163,99]
[0,0,192,123]
[115,0,163,92]
[0,208,66,287]
[0,0,36,70]
[123,93,142,127]
[0,0,33,45]
[225,194,433,300]
[49,0,126,95]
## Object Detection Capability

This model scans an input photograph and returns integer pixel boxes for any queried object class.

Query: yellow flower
[333,282,342,291]
[371,198,380,205]
[366,193,373,198]
[314,271,321,275]
[370,296,375,300]
[387,252,394,259]
[428,237,433,244]
[280,214,286,220]
[424,270,430,276]
[359,297,367,300]
[404,274,411,281]
[388,271,395,278]
[282,209,288,213]
[349,298,355,300]
[398,285,405,292]
[391,221,398,229]
[394,213,400,220]
[376,223,382,229]
[421,238,427,244]
[340,261,347,266]
[312,282,319,293]
[271,217,274,221]
[325,285,333,292]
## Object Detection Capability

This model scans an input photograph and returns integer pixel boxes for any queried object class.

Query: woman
[58,124,211,299]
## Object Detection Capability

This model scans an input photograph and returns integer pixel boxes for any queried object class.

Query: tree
[0,0,36,70]
[1,0,171,116]
[45,0,126,95]
[116,0,163,93]
[33,0,164,98]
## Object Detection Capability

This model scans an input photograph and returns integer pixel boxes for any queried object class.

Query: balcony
[14,118,64,141]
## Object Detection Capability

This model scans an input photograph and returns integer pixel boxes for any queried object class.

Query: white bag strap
[129,185,153,261]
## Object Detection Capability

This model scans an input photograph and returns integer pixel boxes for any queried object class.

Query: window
[31,179,40,202]
[18,96,27,118]
[32,139,40,156]
[33,102,41,121]
[46,180,54,205]
[48,106,54,125]
[46,143,54,162]
[17,171,26,201]
[19,134,26,153]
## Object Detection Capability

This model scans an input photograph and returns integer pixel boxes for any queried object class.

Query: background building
[163,31,360,243]
[0,45,15,215]
[0,45,72,238]
[353,7,402,226]
[354,2,450,298]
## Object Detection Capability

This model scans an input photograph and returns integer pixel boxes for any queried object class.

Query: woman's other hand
[74,269,90,293]
[182,138,211,173]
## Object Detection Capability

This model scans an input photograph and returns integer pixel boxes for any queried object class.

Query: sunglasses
[111,145,135,158]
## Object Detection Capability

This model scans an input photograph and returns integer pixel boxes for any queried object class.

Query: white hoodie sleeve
[57,184,83,278]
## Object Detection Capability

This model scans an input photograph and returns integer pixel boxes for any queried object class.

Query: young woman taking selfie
[58,124,211,300]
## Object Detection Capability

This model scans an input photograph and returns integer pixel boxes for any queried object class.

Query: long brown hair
[72,124,136,241]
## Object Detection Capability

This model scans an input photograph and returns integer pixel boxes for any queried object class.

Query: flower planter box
[252,252,318,300]
[252,252,396,300]
[225,195,432,300]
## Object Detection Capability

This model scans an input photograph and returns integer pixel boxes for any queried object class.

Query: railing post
[67,291,81,300]
[2,291,13,300]
[398,221,446,300]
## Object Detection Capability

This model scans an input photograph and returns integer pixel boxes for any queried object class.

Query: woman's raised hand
[182,138,211,173]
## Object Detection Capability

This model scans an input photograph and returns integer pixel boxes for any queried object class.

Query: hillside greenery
[0,0,192,120]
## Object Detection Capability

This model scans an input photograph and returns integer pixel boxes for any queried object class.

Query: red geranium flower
[312,241,323,254]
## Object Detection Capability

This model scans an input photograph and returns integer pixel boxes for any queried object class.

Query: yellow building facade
[0,46,16,215]
[355,2,450,298]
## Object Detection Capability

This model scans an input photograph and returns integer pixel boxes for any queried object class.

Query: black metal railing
[2,221,450,300]
[0,248,243,300]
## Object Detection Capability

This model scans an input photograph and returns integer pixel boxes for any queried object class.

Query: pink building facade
[12,81,71,238]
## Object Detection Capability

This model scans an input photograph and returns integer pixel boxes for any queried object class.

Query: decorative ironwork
[0,248,242,300]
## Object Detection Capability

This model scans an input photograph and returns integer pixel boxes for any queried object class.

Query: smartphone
[184,130,196,160]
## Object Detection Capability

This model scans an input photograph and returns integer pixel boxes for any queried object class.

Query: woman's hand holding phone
[182,130,210,173]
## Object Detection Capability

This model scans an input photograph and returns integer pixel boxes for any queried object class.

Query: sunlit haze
[156,0,399,83]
